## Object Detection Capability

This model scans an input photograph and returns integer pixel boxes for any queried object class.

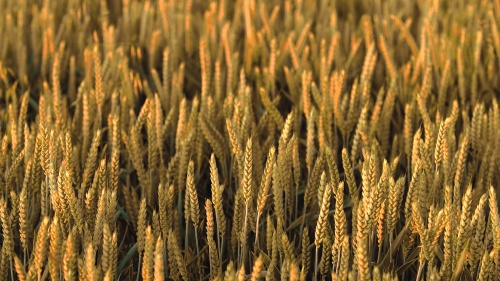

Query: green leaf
[117,243,137,278]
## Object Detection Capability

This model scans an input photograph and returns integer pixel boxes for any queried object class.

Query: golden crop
[0,0,499,280]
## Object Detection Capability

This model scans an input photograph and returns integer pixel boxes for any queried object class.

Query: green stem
[135,255,141,281]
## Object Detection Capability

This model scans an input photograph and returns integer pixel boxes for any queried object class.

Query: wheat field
[0,0,499,280]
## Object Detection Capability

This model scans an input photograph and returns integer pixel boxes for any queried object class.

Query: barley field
[0,0,499,280]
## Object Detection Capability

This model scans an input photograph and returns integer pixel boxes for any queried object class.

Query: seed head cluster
[0,0,499,280]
